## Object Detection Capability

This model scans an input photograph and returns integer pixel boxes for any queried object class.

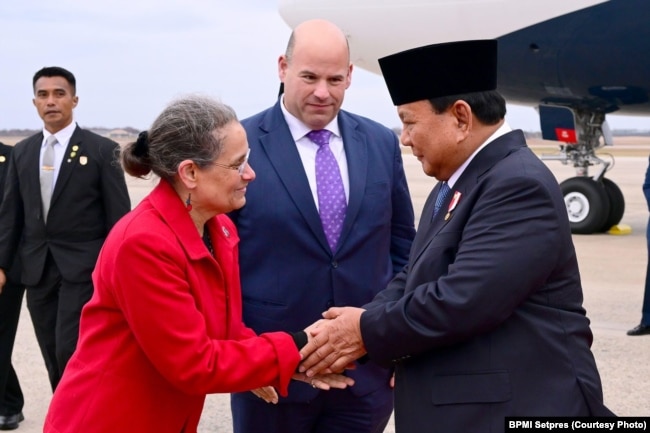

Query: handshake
[253,307,367,404]
[298,306,367,377]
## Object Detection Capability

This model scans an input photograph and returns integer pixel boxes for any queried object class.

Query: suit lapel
[28,133,44,186]
[51,126,83,207]
[336,112,366,253]
[408,130,527,266]
[0,144,13,191]
[259,103,331,252]
[409,184,447,264]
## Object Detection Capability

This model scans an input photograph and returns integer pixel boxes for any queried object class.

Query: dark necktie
[40,135,57,220]
[433,182,451,218]
[307,129,347,250]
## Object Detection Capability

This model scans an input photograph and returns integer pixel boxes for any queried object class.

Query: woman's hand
[250,386,278,404]
[292,372,355,390]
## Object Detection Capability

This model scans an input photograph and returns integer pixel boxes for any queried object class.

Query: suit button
[331,261,338,268]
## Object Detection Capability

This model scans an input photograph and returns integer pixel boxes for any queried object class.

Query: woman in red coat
[43,95,353,433]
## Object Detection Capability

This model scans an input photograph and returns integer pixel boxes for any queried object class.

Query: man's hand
[303,318,327,337]
[299,307,366,377]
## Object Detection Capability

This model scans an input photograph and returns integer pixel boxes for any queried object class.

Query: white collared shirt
[280,97,350,210]
[447,121,513,189]
[41,121,76,186]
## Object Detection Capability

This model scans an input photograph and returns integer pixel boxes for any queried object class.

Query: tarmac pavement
[10,147,650,432]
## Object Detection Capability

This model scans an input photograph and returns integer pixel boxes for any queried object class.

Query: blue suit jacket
[361,130,613,432]
[230,100,415,402]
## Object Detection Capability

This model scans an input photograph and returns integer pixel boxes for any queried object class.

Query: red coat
[44,180,301,433]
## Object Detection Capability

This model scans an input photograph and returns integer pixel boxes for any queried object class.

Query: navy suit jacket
[361,130,613,432]
[0,126,130,286]
[230,101,415,402]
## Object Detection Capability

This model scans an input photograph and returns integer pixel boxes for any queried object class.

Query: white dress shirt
[280,97,350,210]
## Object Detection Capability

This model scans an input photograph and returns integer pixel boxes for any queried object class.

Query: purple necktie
[308,129,347,250]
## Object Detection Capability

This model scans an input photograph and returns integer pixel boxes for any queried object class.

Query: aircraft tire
[560,177,610,234]
[599,178,625,232]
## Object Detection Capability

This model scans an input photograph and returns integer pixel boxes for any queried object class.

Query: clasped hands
[299,306,367,376]
[252,307,366,404]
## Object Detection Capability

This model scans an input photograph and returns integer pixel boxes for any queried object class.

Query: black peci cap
[378,40,498,105]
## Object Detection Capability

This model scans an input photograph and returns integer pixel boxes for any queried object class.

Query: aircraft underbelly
[279,0,607,73]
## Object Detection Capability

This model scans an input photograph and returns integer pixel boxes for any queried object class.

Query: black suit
[0,142,24,417]
[0,126,130,390]
[361,130,612,432]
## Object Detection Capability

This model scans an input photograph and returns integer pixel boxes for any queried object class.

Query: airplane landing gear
[560,177,610,234]
[539,105,624,234]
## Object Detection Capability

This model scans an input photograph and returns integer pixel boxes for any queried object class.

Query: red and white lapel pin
[445,191,462,221]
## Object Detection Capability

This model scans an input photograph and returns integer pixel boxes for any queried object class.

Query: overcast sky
[1,0,647,132]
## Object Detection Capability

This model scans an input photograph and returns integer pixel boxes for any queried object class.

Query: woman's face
[196,121,255,215]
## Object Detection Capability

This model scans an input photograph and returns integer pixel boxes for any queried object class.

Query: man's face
[398,100,461,180]
[278,44,352,130]
[33,76,78,133]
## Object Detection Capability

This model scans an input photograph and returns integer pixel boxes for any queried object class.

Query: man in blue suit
[299,40,614,432]
[229,19,416,433]
[627,156,650,335]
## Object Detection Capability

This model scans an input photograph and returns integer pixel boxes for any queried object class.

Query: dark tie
[433,182,451,218]
[307,129,347,250]
[40,135,57,220]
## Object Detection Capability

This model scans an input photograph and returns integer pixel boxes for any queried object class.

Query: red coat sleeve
[99,218,300,396]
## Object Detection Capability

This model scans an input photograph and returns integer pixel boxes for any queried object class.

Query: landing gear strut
[539,105,624,234]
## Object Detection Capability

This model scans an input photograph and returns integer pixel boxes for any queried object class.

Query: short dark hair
[32,66,76,95]
[428,90,506,125]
